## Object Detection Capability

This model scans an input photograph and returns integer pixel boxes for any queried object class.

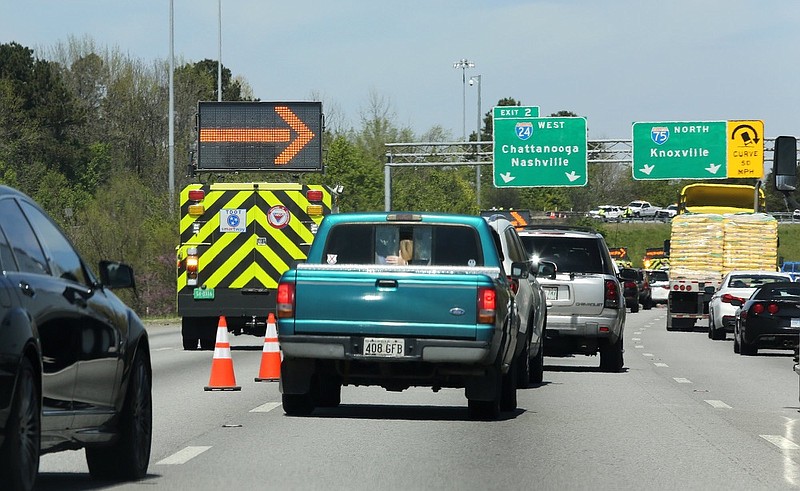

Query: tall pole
[217,0,222,101]
[168,0,175,210]
[471,75,482,208]
[453,59,474,141]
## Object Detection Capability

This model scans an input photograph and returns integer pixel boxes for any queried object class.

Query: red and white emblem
[267,205,291,229]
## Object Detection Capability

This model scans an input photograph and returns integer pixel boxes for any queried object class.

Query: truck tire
[468,398,500,421]
[600,337,624,373]
[515,334,531,389]
[317,376,342,408]
[282,393,315,416]
[181,318,199,350]
[631,302,639,313]
[0,356,40,491]
[529,341,544,384]
[500,361,518,412]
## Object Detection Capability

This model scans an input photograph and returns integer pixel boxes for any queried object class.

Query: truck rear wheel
[500,362,518,412]
[600,337,624,372]
[282,393,315,416]
[181,318,199,350]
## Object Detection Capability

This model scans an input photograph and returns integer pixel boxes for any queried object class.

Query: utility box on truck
[666,183,776,331]
[176,101,336,350]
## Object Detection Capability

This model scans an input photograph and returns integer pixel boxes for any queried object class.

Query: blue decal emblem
[227,214,240,227]
[651,126,669,145]
[515,122,533,141]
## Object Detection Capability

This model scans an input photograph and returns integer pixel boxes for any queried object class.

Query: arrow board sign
[197,101,323,172]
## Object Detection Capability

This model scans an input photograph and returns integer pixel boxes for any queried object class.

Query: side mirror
[618,269,637,281]
[99,260,136,289]
[536,260,557,280]
[774,136,798,192]
[510,261,529,279]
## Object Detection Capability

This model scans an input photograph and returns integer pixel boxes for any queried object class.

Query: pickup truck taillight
[277,282,295,318]
[604,279,619,308]
[478,287,496,324]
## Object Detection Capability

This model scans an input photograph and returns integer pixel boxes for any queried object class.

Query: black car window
[0,218,17,272]
[521,236,603,273]
[0,198,48,275]
[20,201,89,285]
[323,223,482,267]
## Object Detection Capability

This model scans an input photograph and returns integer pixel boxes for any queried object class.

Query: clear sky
[2,0,799,141]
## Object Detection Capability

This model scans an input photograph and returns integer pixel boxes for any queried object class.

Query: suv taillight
[605,279,619,308]
[506,276,519,294]
[478,287,496,324]
[277,282,295,318]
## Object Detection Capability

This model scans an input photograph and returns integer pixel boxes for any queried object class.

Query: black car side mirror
[510,261,529,279]
[99,261,136,289]
[536,260,557,280]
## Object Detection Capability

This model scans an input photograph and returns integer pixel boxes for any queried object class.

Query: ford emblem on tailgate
[449,307,466,316]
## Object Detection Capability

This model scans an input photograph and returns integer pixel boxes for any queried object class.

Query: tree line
[0,38,785,317]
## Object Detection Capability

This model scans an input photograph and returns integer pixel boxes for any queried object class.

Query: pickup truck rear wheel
[600,337,624,372]
[282,393,315,416]
[529,341,544,384]
[515,336,530,389]
[317,378,342,408]
[500,362,518,412]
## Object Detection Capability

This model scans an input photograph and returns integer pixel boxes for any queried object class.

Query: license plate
[193,287,215,300]
[792,318,800,328]
[363,337,405,357]
[543,287,558,301]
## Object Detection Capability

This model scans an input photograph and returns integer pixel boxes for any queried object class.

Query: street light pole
[453,58,474,141]
[470,75,482,208]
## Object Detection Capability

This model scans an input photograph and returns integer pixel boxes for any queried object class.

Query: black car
[732,281,800,356]
[0,185,151,490]
[618,268,640,313]
[634,268,654,310]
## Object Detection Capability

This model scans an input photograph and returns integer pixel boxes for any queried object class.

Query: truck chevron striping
[177,182,333,350]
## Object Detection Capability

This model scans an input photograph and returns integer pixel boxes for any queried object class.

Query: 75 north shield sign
[632,121,727,179]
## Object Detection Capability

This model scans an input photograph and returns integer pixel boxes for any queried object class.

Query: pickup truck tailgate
[289,266,493,340]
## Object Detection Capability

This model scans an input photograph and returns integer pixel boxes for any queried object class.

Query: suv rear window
[323,224,484,267]
[520,236,604,273]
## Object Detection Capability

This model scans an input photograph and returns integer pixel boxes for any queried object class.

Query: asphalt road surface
[34,307,800,490]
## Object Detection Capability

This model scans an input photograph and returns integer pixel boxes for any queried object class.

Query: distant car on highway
[655,204,679,221]
[0,185,152,491]
[619,268,640,313]
[731,281,800,355]
[588,205,623,222]
[645,269,670,305]
[708,270,792,340]
[625,200,661,218]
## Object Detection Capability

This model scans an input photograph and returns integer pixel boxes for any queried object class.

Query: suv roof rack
[518,224,599,234]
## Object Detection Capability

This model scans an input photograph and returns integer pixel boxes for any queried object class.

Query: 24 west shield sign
[493,108,587,187]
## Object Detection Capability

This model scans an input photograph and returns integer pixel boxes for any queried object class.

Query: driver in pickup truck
[376,227,413,265]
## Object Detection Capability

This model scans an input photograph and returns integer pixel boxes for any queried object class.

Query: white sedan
[708,270,793,340]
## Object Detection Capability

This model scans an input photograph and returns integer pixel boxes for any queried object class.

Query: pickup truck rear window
[322,224,484,267]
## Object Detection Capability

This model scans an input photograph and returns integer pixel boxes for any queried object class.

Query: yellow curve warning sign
[727,120,764,178]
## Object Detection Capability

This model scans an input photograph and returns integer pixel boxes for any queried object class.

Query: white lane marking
[642,353,654,357]
[250,402,281,413]
[705,400,732,409]
[654,362,669,367]
[635,345,644,349]
[761,435,800,450]
[633,331,642,335]
[156,446,212,465]
[674,377,692,384]
[153,347,172,352]
[632,337,641,341]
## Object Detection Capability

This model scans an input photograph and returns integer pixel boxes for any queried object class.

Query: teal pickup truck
[276,212,534,420]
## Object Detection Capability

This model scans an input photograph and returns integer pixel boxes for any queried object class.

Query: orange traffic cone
[204,316,241,391]
[255,313,281,382]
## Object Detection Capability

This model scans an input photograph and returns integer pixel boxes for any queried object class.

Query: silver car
[486,216,549,384]
[517,226,626,372]
[708,270,793,340]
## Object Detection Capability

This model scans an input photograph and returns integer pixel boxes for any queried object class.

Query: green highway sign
[493,105,540,120]
[632,121,727,180]
[492,113,587,187]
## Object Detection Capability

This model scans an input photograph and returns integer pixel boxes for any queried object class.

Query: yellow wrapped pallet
[669,214,725,282]
[722,213,778,275]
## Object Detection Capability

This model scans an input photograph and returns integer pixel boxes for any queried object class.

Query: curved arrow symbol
[640,164,655,175]
[705,163,721,174]
[565,171,581,182]
[500,172,515,183]
[731,124,760,145]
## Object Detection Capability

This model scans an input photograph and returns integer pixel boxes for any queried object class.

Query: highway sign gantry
[632,121,727,180]
[493,108,587,187]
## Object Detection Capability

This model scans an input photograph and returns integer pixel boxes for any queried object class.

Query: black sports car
[732,281,800,356]
[0,185,151,491]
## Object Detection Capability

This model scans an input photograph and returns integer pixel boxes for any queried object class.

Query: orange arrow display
[198,106,315,166]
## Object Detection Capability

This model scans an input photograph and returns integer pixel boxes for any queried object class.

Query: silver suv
[486,216,549,384]
[516,226,626,372]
